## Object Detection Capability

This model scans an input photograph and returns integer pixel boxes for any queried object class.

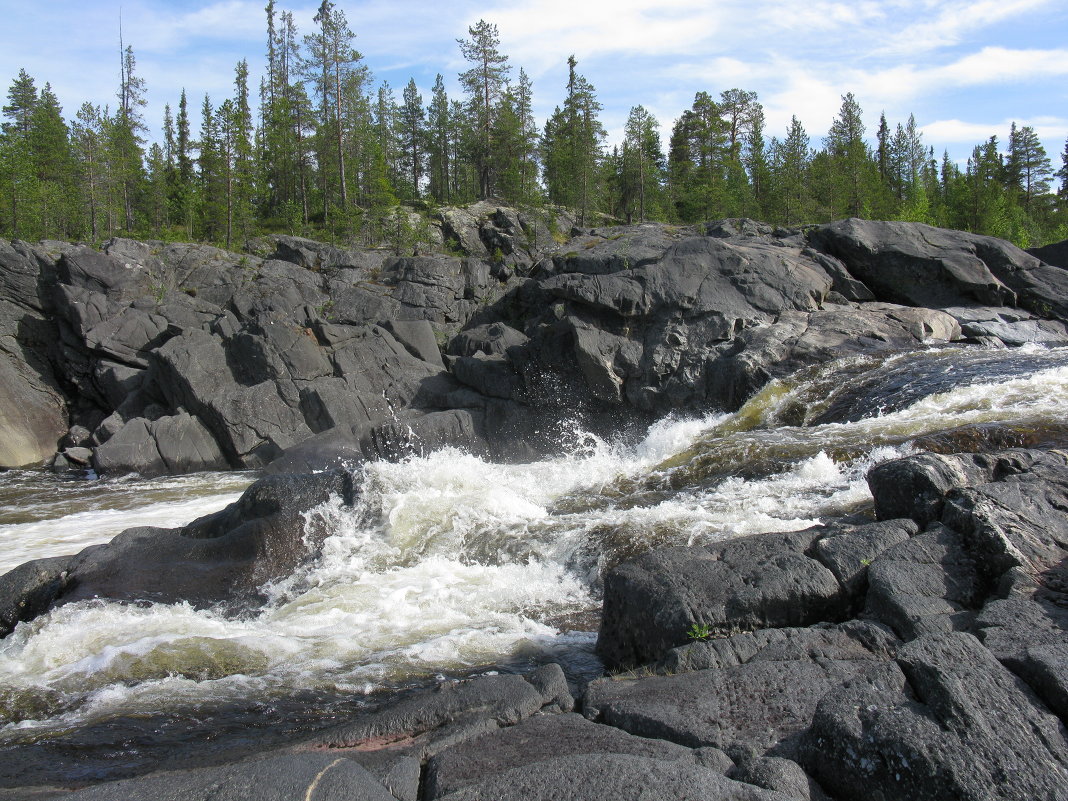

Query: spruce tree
[822,93,876,218]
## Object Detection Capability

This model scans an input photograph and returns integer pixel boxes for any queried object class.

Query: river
[2,344,1068,786]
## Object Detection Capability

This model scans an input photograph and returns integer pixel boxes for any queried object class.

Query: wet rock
[0,470,355,622]
[0,556,77,637]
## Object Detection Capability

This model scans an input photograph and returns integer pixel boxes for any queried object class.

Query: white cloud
[923,117,1068,144]
[879,0,1056,56]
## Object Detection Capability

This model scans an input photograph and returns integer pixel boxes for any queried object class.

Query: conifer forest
[2,2,1066,250]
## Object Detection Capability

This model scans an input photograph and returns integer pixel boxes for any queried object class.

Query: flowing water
[3,344,1068,786]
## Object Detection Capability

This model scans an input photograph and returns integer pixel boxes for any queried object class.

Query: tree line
[2,2,1066,250]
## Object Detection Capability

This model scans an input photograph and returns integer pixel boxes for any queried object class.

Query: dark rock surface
[0,470,356,635]
[4,213,1068,798]
[5,212,1068,475]
[586,446,1068,800]
[57,752,398,801]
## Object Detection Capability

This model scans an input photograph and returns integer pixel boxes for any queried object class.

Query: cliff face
[1,208,1066,474]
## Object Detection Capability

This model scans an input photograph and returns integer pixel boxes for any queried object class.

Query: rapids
[2,344,1068,784]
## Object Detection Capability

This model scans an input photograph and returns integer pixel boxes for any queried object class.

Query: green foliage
[2,19,1066,250]
[687,622,712,641]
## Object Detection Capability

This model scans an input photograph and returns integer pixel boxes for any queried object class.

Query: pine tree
[29,83,78,237]
[0,70,38,237]
[542,56,605,225]
[618,105,664,222]
[230,59,256,244]
[173,89,195,236]
[197,94,223,241]
[745,106,771,220]
[1056,136,1068,199]
[426,75,452,203]
[2,69,37,135]
[771,115,811,225]
[113,44,147,231]
[306,0,364,219]
[1007,123,1052,214]
[397,78,426,200]
[457,20,510,199]
[72,102,105,241]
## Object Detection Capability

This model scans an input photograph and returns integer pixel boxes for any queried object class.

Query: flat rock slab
[801,632,1068,801]
[584,655,905,757]
[56,752,395,801]
[306,665,572,761]
[658,620,900,674]
[426,713,702,798]
[433,752,793,801]
[864,523,982,640]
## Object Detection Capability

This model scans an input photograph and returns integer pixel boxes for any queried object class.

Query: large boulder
[596,519,915,669]
[0,470,355,634]
[809,218,1068,318]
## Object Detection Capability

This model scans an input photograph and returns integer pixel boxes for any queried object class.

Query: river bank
[1,211,1068,798]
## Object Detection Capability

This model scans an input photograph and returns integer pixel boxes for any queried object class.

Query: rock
[1029,237,1068,269]
[864,523,983,640]
[91,412,229,476]
[596,528,850,669]
[57,752,396,801]
[809,218,1068,319]
[811,519,917,602]
[729,756,830,801]
[447,322,529,357]
[381,318,444,367]
[658,620,900,675]
[867,451,995,526]
[0,350,67,468]
[800,632,1068,801]
[306,664,572,760]
[0,556,77,638]
[808,219,1015,307]
[585,645,905,758]
[941,450,1068,578]
[0,470,355,625]
[432,753,791,801]
[425,713,701,799]
[942,305,1068,345]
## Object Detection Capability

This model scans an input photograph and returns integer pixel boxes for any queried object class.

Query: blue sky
[2,0,1066,170]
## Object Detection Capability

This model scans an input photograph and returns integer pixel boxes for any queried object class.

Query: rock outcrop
[2,212,1067,474]
[589,447,1068,800]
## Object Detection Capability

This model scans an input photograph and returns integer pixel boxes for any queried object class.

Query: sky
[1,0,1066,170]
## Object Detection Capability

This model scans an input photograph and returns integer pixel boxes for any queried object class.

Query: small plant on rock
[687,622,712,641]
